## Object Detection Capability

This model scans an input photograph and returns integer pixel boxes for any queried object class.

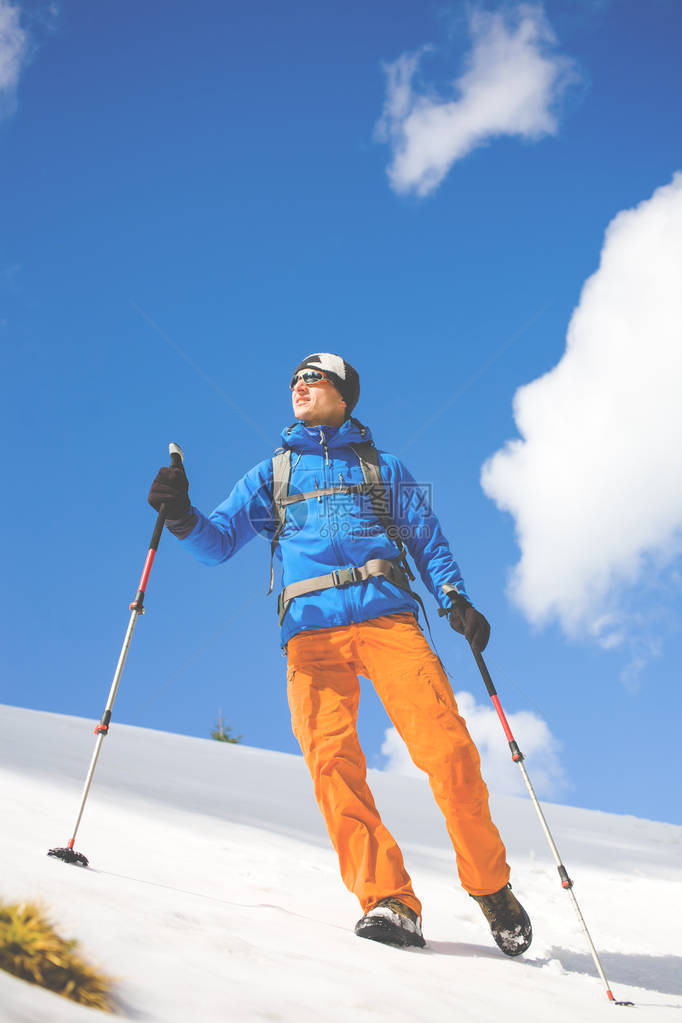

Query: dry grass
[0,898,115,1012]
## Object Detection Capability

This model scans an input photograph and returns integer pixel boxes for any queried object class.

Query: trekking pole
[464,637,634,1005]
[48,442,184,868]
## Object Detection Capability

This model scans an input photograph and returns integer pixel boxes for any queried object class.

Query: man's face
[291,369,347,426]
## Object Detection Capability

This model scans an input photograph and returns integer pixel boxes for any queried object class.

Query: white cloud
[481,174,682,669]
[380,690,569,799]
[375,4,577,197]
[0,0,29,116]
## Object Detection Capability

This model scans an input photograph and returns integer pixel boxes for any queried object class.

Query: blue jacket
[178,418,469,647]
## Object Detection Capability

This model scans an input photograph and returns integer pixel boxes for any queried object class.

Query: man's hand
[148,464,191,520]
[447,591,491,652]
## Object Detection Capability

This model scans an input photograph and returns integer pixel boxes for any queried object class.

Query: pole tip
[47,846,89,867]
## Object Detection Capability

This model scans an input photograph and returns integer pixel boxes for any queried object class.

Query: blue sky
[1,0,681,825]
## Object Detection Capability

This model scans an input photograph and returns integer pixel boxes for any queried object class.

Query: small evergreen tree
[211,709,242,744]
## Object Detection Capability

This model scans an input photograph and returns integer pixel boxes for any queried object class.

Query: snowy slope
[0,704,680,1022]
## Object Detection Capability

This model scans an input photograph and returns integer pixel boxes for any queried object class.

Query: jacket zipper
[317,427,352,619]
[318,427,330,466]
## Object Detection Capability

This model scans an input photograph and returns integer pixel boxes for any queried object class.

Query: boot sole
[355,919,426,948]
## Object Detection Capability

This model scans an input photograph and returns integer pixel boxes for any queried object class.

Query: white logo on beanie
[304,353,346,379]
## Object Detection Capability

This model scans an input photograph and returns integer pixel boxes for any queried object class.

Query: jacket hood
[280,417,374,453]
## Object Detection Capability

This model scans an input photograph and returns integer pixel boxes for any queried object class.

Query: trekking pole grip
[149,442,185,550]
[130,443,185,612]
[443,596,497,699]
[169,441,184,468]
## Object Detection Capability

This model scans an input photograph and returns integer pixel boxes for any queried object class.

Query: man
[148,352,532,954]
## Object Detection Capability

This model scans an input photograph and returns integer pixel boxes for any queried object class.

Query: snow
[1,704,680,1021]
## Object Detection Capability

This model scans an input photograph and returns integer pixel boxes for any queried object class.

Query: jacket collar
[280,417,373,453]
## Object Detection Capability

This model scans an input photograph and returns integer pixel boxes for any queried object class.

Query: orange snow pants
[286,612,510,918]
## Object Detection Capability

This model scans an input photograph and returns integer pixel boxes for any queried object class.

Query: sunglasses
[290,369,330,389]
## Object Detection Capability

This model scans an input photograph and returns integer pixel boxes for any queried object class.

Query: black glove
[446,591,490,652]
[147,464,191,520]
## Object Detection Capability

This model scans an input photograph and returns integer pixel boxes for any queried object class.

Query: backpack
[267,432,431,631]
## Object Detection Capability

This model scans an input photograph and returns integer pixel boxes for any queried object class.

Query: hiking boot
[471,883,532,956]
[354,898,426,948]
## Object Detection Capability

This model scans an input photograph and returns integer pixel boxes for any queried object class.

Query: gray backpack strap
[277,557,412,624]
[268,449,292,595]
[349,442,415,581]
[349,442,440,643]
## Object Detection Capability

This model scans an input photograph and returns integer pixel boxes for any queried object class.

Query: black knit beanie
[291,353,360,416]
